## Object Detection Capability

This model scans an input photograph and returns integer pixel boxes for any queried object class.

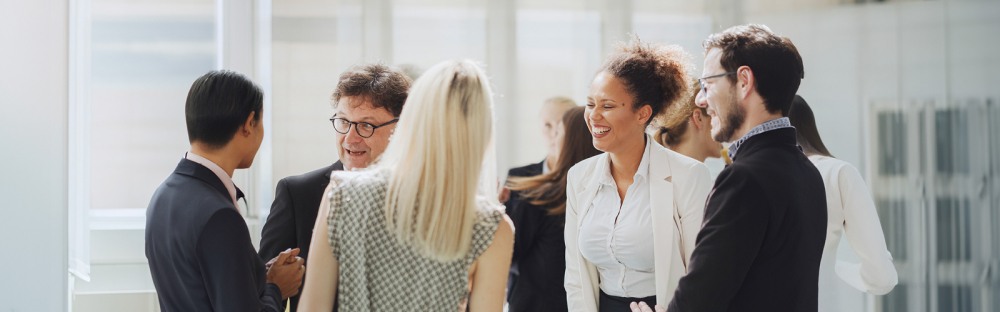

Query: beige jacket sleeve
[675,162,712,263]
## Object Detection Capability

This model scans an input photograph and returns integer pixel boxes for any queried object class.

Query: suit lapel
[575,153,607,228]
[326,161,344,179]
[647,138,676,304]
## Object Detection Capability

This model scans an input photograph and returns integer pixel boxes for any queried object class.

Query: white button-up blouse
[578,138,656,298]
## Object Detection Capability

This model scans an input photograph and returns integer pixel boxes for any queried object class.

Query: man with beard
[259,62,412,311]
[631,24,828,312]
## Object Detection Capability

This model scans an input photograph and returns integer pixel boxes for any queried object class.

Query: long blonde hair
[376,60,498,261]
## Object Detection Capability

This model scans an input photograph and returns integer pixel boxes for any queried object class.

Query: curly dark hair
[331,62,413,117]
[599,35,693,125]
[703,24,804,116]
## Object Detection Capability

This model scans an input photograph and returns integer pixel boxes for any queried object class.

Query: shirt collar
[599,136,652,186]
[727,117,793,160]
[185,151,241,214]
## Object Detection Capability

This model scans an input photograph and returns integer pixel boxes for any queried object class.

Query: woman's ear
[638,104,653,125]
[690,110,705,130]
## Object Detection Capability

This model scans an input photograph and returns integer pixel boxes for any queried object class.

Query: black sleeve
[504,168,540,262]
[259,178,296,262]
[507,194,541,263]
[667,168,770,312]
[197,209,284,312]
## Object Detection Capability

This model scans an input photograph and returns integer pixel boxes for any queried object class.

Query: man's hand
[498,187,510,203]
[629,301,665,312]
[265,248,300,269]
[266,248,305,299]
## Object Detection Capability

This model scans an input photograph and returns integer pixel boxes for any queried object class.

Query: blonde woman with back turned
[298,60,514,312]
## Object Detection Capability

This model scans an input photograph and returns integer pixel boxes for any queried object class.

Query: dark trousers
[599,289,657,312]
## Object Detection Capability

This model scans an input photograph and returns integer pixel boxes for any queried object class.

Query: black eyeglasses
[698,71,737,93]
[329,117,399,138]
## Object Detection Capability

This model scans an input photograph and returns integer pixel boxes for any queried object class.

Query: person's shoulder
[330,168,389,191]
[655,143,708,174]
[280,163,338,186]
[568,153,604,179]
[156,173,230,206]
[473,202,512,239]
[507,161,543,178]
[715,160,758,185]
[149,177,235,232]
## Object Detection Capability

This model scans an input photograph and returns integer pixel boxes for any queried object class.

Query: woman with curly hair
[564,36,713,312]
[653,80,724,163]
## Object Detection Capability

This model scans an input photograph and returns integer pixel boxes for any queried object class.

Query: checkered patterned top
[325,169,503,312]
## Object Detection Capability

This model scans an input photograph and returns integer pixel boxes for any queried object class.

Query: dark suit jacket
[504,160,568,312]
[259,161,343,312]
[145,158,283,312]
[667,128,828,312]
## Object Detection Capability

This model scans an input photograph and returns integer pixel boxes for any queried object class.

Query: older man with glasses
[259,61,413,312]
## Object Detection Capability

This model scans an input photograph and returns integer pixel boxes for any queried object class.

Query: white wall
[0,0,70,311]
[749,0,1000,175]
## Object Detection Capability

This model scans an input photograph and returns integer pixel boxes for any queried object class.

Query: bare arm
[469,214,514,312]
[297,183,340,312]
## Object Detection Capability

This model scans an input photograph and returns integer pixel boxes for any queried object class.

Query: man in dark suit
[258,62,412,311]
[145,70,305,312]
[630,25,827,312]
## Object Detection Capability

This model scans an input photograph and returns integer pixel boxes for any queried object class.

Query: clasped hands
[265,248,306,300]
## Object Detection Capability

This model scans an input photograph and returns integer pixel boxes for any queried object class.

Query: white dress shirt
[810,155,898,312]
[185,152,241,214]
[578,138,656,298]
[564,134,713,312]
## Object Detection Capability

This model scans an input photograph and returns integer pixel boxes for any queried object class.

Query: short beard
[713,86,746,143]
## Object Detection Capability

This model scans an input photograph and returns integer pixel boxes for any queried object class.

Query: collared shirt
[578,137,656,298]
[728,117,794,160]
[185,152,241,214]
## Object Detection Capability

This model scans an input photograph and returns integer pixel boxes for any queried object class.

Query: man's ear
[737,65,755,100]
[241,111,257,137]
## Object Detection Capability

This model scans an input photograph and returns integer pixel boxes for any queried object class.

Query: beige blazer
[564,135,712,312]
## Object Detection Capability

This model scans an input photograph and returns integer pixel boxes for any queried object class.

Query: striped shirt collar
[727,117,793,160]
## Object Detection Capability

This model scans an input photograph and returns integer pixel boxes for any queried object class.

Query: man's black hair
[185,70,263,148]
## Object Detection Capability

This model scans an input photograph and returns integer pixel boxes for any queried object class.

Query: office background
[1,0,998,311]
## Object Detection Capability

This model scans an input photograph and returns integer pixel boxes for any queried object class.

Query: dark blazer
[667,128,828,312]
[145,158,283,312]
[504,160,568,312]
[259,161,343,312]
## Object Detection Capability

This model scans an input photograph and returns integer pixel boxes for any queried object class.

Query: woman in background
[505,106,601,312]
[653,80,724,163]
[565,36,712,312]
[787,95,898,312]
[297,60,513,312]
